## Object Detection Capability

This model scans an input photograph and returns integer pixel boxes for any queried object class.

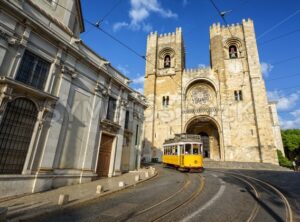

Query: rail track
[122,172,205,222]
[209,170,294,222]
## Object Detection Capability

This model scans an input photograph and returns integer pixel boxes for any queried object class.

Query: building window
[125,110,130,129]
[164,55,171,68]
[135,124,139,145]
[16,50,50,90]
[234,90,243,101]
[162,96,169,107]
[0,98,38,174]
[229,45,238,59]
[106,97,117,121]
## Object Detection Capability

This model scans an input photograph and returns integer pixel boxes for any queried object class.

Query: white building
[0,0,146,198]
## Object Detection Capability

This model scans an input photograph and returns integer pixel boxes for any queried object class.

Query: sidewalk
[0,167,157,222]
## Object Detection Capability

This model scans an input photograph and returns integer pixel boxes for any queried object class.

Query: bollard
[58,194,69,205]
[135,175,140,182]
[151,168,156,175]
[0,207,7,222]
[118,181,125,187]
[96,185,103,194]
[144,172,149,178]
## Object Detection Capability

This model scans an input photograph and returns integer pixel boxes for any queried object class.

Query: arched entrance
[0,98,38,174]
[185,116,220,160]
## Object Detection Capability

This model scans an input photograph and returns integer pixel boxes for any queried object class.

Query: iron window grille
[0,98,38,174]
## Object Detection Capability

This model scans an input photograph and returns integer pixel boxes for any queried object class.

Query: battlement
[147,27,182,40]
[209,18,253,36]
[183,67,210,74]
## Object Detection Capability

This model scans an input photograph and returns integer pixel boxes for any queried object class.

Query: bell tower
[143,28,185,160]
[209,19,279,163]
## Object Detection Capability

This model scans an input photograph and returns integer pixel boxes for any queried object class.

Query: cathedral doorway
[199,132,210,158]
[185,116,220,160]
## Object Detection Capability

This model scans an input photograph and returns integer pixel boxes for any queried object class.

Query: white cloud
[117,65,130,75]
[142,23,153,32]
[113,22,129,32]
[280,109,300,129]
[113,0,177,32]
[134,87,144,94]
[267,90,300,111]
[132,75,144,84]
[198,64,207,68]
[261,62,274,77]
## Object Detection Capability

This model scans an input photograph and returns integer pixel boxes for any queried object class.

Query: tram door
[199,133,210,158]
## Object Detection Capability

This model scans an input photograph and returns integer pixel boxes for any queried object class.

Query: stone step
[203,160,291,171]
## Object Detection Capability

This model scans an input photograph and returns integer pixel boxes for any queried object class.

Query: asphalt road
[29,165,300,222]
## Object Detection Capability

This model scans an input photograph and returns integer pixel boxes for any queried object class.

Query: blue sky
[80,0,300,129]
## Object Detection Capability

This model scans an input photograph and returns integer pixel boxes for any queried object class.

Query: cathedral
[143,19,284,164]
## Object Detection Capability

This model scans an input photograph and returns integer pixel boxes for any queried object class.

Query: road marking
[180,178,226,222]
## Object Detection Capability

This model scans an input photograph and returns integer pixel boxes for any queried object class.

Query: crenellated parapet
[209,18,253,38]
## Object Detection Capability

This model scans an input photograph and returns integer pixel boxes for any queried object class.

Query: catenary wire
[22,0,300,93]
[260,28,300,45]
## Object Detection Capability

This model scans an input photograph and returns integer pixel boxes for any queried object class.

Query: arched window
[162,96,169,107]
[229,45,238,59]
[0,98,38,174]
[166,96,169,106]
[164,55,171,68]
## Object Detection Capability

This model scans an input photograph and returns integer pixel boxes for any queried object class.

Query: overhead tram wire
[208,0,233,37]
[48,0,155,67]
[260,28,300,46]
[24,1,300,90]
[272,55,300,65]
[100,0,123,23]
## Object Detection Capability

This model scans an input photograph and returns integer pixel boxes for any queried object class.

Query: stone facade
[0,0,146,198]
[143,20,284,164]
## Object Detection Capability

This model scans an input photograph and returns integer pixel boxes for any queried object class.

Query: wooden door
[97,134,114,177]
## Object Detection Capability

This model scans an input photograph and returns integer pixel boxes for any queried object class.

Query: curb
[9,170,158,222]
[204,167,292,172]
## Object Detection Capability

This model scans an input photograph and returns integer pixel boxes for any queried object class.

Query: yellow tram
[162,134,204,172]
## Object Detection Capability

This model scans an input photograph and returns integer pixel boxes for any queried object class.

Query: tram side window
[180,145,184,154]
[185,144,191,154]
[193,144,199,154]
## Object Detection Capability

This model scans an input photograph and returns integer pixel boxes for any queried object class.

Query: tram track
[208,170,294,222]
[150,174,205,222]
[122,173,205,222]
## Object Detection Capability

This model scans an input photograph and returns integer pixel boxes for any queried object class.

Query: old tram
[162,134,203,172]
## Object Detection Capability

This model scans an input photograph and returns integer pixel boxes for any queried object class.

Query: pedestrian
[292,160,297,172]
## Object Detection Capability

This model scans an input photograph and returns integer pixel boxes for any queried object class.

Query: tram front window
[185,144,191,154]
[193,144,199,154]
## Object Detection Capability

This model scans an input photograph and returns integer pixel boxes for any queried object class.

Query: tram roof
[163,133,202,144]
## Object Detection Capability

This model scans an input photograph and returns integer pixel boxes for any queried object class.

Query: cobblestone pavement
[24,165,300,222]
